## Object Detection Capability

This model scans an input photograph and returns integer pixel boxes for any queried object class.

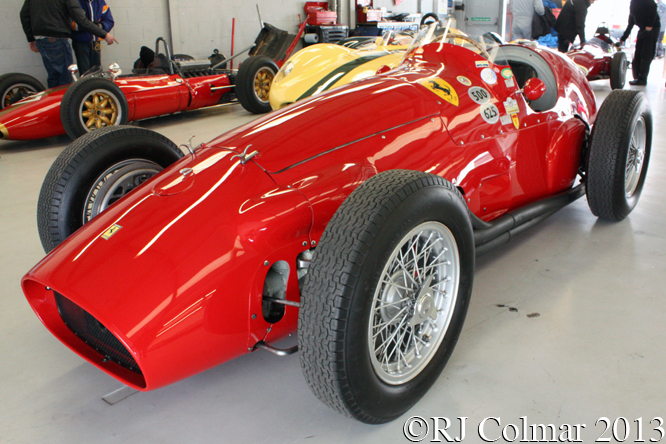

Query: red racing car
[0,18,309,142]
[566,25,629,90]
[22,26,651,423]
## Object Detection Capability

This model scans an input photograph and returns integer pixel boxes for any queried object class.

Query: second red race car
[566,24,629,90]
[22,25,651,423]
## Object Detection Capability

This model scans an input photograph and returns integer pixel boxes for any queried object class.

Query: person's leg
[632,31,644,81]
[35,39,59,88]
[557,36,570,53]
[36,38,74,87]
[91,40,102,69]
[72,40,92,74]
[635,28,659,82]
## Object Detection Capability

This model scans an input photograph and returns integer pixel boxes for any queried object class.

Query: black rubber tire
[0,73,45,109]
[420,12,439,27]
[587,90,651,221]
[60,76,129,139]
[298,170,475,424]
[37,125,183,253]
[236,55,278,114]
[610,51,627,90]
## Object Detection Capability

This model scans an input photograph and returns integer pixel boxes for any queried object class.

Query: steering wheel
[420,12,439,27]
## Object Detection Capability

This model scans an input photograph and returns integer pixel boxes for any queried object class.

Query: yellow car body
[269,39,409,110]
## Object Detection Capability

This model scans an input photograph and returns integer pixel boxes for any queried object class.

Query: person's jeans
[72,40,102,75]
[35,38,74,88]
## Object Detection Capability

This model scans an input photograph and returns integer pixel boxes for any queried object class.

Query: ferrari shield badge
[101,224,123,240]
[420,78,459,106]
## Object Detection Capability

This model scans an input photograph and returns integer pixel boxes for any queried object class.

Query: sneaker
[629,79,647,86]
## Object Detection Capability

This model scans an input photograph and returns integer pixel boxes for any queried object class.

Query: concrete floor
[1,64,665,443]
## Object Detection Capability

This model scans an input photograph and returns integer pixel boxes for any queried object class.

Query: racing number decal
[468,87,491,104]
[101,224,123,240]
[420,78,459,106]
[480,103,500,124]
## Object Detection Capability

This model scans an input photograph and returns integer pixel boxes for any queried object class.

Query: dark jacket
[554,0,592,44]
[71,0,114,43]
[20,0,107,43]
[621,0,661,40]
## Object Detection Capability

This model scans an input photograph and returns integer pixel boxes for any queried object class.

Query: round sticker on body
[457,76,472,86]
[481,68,497,85]
[468,86,491,104]
[480,102,500,124]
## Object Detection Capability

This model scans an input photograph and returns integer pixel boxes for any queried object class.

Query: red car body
[0,72,232,141]
[22,40,597,392]
[567,34,627,89]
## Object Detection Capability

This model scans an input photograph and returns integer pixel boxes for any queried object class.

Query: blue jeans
[35,38,74,88]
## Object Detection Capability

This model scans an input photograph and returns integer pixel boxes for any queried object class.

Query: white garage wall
[1,0,353,85]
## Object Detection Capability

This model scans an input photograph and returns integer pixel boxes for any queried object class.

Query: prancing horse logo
[420,78,459,106]
[429,80,451,97]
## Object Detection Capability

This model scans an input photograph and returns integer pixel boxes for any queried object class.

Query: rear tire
[236,55,278,114]
[38,126,183,252]
[60,77,129,139]
[586,90,651,221]
[299,170,474,423]
[610,51,627,90]
[0,73,45,109]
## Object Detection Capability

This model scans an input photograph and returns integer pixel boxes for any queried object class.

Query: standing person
[554,0,596,53]
[20,0,118,88]
[656,0,666,57]
[620,0,661,85]
[71,0,115,74]
[512,0,545,40]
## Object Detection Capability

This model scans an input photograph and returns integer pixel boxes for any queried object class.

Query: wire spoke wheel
[83,159,162,223]
[625,116,646,197]
[80,89,121,132]
[586,89,651,221]
[299,170,474,423]
[369,222,459,384]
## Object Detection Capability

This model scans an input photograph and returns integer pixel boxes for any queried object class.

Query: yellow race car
[269,30,415,110]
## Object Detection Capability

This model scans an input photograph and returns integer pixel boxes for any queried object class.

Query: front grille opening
[54,292,142,375]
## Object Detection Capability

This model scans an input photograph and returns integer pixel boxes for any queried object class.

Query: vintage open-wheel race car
[566,24,629,90]
[0,16,312,142]
[22,24,651,423]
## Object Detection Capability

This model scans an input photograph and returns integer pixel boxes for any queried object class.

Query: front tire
[60,77,129,139]
[0,73,45,109]
[38,126,183,252]
[610,51,627,90]
[236,55,278,114]
[587,90,651,221]
[298,170,474,423]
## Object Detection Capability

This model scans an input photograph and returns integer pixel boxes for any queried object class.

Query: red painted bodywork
[22,42,597,390]
[567,37,619,82]
[0,72,231,141]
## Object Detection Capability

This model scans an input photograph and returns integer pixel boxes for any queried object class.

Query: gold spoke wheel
[81,90,119,131]
[254,68,275,102]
